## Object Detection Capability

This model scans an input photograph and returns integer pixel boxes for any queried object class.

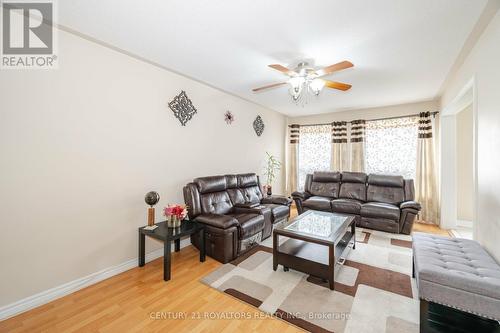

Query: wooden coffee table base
[272,217,355,290]
[273,238,338,289]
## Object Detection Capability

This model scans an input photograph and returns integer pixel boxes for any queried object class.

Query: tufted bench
[413,233,500,332]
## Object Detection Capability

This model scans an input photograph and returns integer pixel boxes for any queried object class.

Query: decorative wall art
[224,111,235,124]
[168,90,197,126]
[253,115,265,136]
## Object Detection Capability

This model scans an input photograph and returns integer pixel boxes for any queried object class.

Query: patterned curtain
[416,112,439,224]
[286,124,300,194]
[365,117,419,179]
[350,120,366,172]
[297,125,332,190]
[331,121,348,171]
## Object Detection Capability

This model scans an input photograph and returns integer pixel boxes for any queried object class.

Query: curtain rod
[288,111,439,127]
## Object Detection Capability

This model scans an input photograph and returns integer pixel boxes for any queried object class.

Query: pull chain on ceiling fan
[252,60,353,105]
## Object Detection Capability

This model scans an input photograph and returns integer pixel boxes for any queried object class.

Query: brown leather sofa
[292,171,421,234]
[183,173,292,263]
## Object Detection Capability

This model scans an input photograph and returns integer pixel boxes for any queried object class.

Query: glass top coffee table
[273,210,356,290]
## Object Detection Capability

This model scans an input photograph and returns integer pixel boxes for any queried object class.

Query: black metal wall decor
[253,115,264,136]
[224,111,235,124]
[168,91,197,126]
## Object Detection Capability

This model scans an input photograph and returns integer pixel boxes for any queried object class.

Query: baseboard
[457,219,473,228]
[0,238,191,321]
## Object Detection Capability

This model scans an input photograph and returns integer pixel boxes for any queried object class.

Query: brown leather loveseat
[292,171,421,234]
[184,173,292,263]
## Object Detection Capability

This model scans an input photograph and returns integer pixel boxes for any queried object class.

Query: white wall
[456,105,474,221]
[287,100,439,124]
[441,10,500,261]
[0,29,286,307]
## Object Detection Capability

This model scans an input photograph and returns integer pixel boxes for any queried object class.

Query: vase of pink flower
[163,204,188,228]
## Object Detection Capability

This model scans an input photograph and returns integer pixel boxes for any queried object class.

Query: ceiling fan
[252,60,353,103]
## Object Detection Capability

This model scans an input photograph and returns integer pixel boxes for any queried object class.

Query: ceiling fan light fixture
[309,78,325,96]
[289,76,305,93]
[253,60,353,105]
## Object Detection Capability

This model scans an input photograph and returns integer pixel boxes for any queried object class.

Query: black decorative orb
[145,191,160,207]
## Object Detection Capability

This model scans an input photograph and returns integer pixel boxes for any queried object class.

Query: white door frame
[440,77,478,238]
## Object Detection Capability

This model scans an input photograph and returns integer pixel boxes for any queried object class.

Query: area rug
[200,228,419,333]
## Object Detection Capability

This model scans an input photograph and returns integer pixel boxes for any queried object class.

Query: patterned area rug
[201,228,419,333]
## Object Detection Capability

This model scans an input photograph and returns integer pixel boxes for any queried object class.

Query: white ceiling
[58,0,487,116]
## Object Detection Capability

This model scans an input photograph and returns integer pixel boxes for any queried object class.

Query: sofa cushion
[331,199,362,215]
[312,171,341,182]
[200,191,233,215]
[225,174,238,188]
[227,188,245,205]
[339,172,367,201]
[368,174,404,187]
[341,172,367,183]
[240,186,263,204]
[339,183,366,201]
[237,173,259,187]
[194,175,227,194]
[361,202,400,221]
[309,181,340,198]
[195,213,239,229]
[309,171,341,198]
[366,174,405,204]
[228,213,264,238]
[302,196,332,211]
[262,204,290,221]
[366,185,405,205]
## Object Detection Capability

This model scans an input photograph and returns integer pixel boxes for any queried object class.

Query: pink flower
[163,204,188,220]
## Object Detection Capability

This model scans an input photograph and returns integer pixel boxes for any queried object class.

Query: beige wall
[287,100,439,124]
[0,29,286,307]
[441,10,500,260]
[456,105,474,221]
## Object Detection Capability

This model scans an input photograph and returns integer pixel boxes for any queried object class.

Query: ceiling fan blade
[268,64,294,75]
[324,80,352,91]
[252,82,287,92]
[316,61,354,77]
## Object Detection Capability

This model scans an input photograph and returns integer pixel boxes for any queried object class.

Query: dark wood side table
[138,220,205,281]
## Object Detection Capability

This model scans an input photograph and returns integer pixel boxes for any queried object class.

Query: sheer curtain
[365,117,419,179]
[297,125,331,190]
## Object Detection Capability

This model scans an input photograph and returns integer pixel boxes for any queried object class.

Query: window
[298,125,331,190]
[365,117,418,179]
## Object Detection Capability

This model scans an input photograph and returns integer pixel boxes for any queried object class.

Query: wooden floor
[0,220,449,333]
[413,221,451,236]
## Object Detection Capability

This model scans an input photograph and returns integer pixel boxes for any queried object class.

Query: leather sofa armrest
[291,191,310,200]
[291,191,310,215]
[195,214,239,229]
[234,202,260,208]
[232,205,269,215]
[261,195,292,206]
[400,201,421,211]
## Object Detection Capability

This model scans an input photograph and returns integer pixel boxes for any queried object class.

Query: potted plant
[263,152,281,196]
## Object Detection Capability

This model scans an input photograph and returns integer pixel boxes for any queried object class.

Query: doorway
[440,78,477,239]
[453,103,474,238]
